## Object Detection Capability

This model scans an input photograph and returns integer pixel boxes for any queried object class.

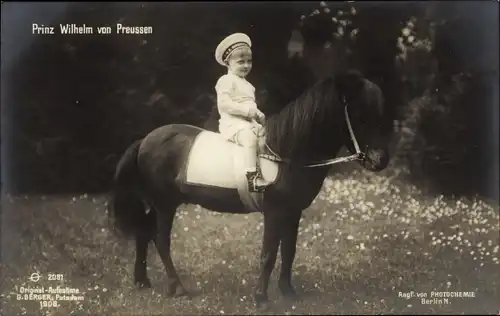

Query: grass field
[1,165,499,315]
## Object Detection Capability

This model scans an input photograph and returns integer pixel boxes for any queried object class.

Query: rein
[260,99,365,168]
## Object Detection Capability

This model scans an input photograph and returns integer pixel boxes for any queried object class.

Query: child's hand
[253,109,266,124]
[248,108,262,122]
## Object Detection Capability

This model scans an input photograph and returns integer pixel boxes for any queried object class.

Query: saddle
[182,130,280,213]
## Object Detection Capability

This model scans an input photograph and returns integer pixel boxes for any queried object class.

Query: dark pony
[108,70,390,311]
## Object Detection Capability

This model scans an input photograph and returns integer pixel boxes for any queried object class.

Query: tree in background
[286,1,498,199]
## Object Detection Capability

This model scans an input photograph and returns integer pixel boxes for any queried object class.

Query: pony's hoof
[255,294,271,313]
[256,300,271,313]
[279,282,301,301]
[283,292,301,302]
[135,279,152,289]
[167,283,190,298]
[174,287,191,298]
[281,288,300,301]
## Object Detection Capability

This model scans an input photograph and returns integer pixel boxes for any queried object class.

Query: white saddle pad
[185,131,279,189]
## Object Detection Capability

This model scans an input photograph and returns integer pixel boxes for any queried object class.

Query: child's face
[226,47,252,78]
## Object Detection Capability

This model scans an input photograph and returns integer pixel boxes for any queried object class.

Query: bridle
[261,97,366,168]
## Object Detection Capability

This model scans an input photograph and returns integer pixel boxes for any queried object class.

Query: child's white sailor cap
[215,33,252,66]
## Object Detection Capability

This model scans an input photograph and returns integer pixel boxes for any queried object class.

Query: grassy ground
[1,165,499,316]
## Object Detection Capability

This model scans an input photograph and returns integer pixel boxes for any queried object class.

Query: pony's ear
[334,70,365,101]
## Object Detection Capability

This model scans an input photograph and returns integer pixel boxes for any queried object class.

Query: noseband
[262,97,366,168]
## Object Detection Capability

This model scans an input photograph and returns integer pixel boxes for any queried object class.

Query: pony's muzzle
[364,148,389,172]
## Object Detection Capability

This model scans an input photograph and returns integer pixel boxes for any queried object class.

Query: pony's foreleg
[254,210,281,310]
[278,210,302,300]
[152,202,189,297]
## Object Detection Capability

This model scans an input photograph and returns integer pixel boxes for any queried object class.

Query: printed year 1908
[48,273,64,281]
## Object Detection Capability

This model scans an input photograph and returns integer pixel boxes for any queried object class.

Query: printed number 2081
[48,274,63,281]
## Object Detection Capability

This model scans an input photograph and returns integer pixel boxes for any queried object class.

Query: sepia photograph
[1,1,499,315]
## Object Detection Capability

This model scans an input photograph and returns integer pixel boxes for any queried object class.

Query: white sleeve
[215,76,252,118]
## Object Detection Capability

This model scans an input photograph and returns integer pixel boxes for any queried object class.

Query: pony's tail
[108,139,154,239]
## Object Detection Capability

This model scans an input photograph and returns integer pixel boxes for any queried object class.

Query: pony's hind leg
[152,201,189,297]
[134,211,156,289]
[134,230,152,288]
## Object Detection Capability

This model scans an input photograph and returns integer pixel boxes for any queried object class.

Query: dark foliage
[2,2,498,201]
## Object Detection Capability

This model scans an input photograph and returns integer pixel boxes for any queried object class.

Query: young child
[214,32,269,193]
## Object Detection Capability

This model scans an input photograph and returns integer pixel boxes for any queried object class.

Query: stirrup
[246,171,267,193]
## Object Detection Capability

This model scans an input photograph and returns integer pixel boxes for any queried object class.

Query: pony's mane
[264,70,366,161]
[264,76,339,160]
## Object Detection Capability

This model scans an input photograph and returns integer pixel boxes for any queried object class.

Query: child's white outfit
[214,33,269,193]
[215,72,259,143]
